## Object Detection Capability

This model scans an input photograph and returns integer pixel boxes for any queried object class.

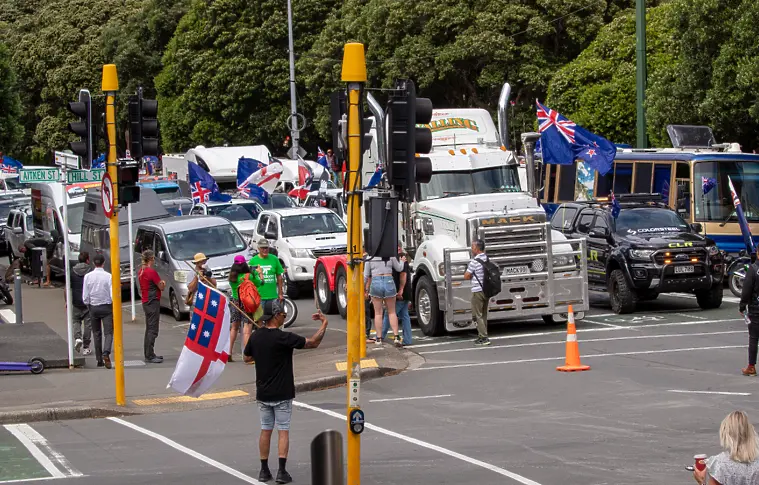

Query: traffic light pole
[342,43,367,485]
[102,64,125,406]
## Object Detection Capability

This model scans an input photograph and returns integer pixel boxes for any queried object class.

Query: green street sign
[67,169,105,184]
[19,168,60,183]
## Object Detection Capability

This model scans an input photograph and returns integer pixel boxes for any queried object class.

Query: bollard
[14,269,22,324]
[311,430,344,485]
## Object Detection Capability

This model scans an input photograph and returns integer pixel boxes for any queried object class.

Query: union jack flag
[538,104,576,144]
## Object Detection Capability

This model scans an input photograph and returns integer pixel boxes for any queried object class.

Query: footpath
[0,282,412,424]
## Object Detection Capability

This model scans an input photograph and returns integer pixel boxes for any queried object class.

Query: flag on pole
[188,163,231,203]
[316,146,329,169]
[610,191,621,219]
[1,156,22,173]
[237,158,283,204]
[702,176,717,195]
[536,101,616,175]
[167,281,231,397]
[728,176,754,253]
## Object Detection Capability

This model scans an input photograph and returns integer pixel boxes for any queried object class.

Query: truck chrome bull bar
[441,222,589,330]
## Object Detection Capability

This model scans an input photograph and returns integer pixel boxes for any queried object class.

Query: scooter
[0,357,45,374]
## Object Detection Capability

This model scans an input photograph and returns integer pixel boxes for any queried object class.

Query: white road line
[415,345,744,371]
[670,292,741,303]
[583,319,625,328]
[0,308,16,323]
[108,417,264,484]
[3,425,66,479]
[293,401,542,485]
[0,478,60,484]
[370,394,453,403]
[675,313,706,320]
[668,390,752,396]
[418,330,746,356]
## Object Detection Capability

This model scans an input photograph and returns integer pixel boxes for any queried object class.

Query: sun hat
[192,253,208,264]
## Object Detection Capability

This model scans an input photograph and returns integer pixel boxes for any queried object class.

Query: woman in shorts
[364,256,405,348]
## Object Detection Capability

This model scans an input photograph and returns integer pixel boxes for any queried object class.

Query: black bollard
[311,430,344,485]
[14,269,22,324]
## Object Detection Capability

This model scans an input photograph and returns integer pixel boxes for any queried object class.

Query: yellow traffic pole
[102,64,125,407]
[342,43,366,485]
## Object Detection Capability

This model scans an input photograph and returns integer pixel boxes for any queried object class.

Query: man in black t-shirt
[243,300,328,484]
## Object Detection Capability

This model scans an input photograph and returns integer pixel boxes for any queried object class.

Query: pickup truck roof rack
[571,193,669,210]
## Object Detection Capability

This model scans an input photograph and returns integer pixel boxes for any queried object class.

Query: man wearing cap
[248,239,284,321]
[244,301,329,484]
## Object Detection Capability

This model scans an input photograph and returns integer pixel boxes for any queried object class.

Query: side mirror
[265,230,277,240]
[158,250,167,262]
[690,222,703,233]
[13,227,23,235]
[588,227,610,238]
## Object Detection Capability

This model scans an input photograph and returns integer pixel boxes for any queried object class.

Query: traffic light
[67,89,95,170]
[386,80,433,201]
[117,159,140,206]
[128,88,160,160]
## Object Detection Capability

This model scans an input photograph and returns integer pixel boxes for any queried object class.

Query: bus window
[557,164,576,201]
[596,171,613,197]
[541,165,558,203]
[676,162,690,180]
[675,180,691,220]
[634,163,653,193]
[613,163,633,194]
[653,164,672,202]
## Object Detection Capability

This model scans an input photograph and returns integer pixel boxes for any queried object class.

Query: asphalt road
[3,288,755,485]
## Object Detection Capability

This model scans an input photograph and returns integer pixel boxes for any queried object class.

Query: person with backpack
[464,239,498,346]
[739,253,759,376]
[228,255,263,362]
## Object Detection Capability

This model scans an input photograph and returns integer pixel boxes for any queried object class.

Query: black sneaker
[97,361,104,367]
[474,337,491,346]
[259,468,273,482]
[275,470,292,484]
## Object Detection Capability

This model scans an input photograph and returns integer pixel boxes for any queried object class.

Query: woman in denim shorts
[364,256,405,347]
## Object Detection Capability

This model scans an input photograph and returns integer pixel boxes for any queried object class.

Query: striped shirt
[466,253,488,293]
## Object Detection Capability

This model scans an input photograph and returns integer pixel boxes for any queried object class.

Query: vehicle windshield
[152,187,182,201]
[271,193,297,208]
[166,224,246,260]
[4,178,22,191]
[0,204,19,222]
[62,204,84,234]
[614,208,689,234]
[208,203,260,222]
[419,165,522,200]
[694,160,759,222]
[281,212,346,237]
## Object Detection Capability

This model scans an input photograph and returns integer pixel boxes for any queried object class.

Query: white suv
[253,207,347,298]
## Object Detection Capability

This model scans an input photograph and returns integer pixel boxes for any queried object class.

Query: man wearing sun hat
[187,252,217,297]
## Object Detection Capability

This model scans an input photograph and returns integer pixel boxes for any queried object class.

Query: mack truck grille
[312,246,347,258]
[477,225,546,266]
[654,249,706,265]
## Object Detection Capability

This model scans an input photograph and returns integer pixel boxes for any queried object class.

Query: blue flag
[364,168,382,189]
[702,176,717,195]
[536,101,616,175]
[1,156,23,174]
[188,163,231,203]
[728,176,754,253]
[316,147,329,169]
[237,157,272,204]
[610,192,621,219]
[92,154,106,169]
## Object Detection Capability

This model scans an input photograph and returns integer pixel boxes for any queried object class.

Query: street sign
[67,169,105,184]
[286,146,307,160]
[101,172,115,218]
[53,151,79,169]
[20,168,60,183]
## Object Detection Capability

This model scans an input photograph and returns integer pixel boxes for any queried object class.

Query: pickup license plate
[503,265,530,276]
[674,265,695,274]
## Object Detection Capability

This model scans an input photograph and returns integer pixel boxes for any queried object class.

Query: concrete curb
[0,406,137,425]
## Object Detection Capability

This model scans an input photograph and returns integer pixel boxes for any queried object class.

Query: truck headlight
[290,248,312,258]
[174,270,190,283]
[629,249,654,260]
[552,255,572,267]
[438,262,468,276]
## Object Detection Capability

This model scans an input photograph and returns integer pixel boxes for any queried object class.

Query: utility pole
[635,0,647,148]
[342,42,367,485]
[102,64,125,406]
[286,0,300,157]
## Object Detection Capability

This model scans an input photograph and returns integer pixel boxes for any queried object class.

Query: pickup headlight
[629,249,655,260]
[174,270,191,283]
[438,262,468,277]
[290,248,312,259]
[552,255,573,267]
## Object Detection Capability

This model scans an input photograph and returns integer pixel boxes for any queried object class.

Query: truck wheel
[335,267,348,319]
[608,269,637,314]
[315,265,337,314]
[696,284,723,309]
[170,290,187,321]
[729,268,745,298]
[415,275,444,336]
[285,273,300,299]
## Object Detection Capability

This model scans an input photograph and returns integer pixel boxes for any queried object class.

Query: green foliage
[0,42,23,154]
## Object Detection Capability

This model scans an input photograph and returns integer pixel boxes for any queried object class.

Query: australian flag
[702,176,717,195]
[237,157,282,204]
[168,281,231,397]
[610,191,621,219]
[536,101,616,175]
[188,163,231,204]
[728,176,754,253]
[1,156,22,174]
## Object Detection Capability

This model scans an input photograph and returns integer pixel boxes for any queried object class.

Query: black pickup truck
[550,194,724,313]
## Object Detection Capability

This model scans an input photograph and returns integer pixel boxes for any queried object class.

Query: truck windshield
[152,187,182,201]
[62,204,85,234]
[694,160,759,222]
[419,165,521,200]
[281,212,346,237]
[614,208,689,234]
[166,224,246,260]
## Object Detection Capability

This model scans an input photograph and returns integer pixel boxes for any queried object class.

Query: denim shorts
[369,275,396,298]
[258,399,293,431]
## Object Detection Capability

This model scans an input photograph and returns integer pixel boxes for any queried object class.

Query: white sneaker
[74,338,83,353]
[82,347,92,356]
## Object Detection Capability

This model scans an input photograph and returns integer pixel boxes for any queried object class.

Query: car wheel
[695,284,723,310]
[285,273,300,299]
[315,265,337,314]
[608,269,637,314]
[170,290,187,321]
[415,275,444,336]
[729,268,745,298]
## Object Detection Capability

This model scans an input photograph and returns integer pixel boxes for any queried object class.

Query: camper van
[80,187,171,287]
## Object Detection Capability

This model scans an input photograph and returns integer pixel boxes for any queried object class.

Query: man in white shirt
[463,239,491,347]
[83,254,114,368]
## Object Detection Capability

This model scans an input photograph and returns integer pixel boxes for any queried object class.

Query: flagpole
[286,0,300,158]
[129,204,136,321]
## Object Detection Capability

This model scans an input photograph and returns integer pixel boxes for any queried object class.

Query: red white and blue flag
[167,281,230,397]
[237,158,283,204]
[316,146,329,169]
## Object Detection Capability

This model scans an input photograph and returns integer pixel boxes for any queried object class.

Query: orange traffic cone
[556,305,590,372]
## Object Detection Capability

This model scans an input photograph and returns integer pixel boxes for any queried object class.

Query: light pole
[287,0,300,157]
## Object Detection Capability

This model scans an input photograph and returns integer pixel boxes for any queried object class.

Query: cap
[233,255,246,264]
[261,299,284,321]
[192,253,208,263]
[257,238,270,249]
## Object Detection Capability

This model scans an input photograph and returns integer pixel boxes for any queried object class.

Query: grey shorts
[258,399,293,431]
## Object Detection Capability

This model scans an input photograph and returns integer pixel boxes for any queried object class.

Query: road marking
[0,478,60,484]
[583,319,625,328]
[108,417,265,484]
[418,330,746,355]
[335,358,378,371]
[370,394,453,403]
[3,424,81,479]
[0,308,15,323]
[668,390,752,396]
[132,389,249,406]
[293,401,542,485]
[416,345,744,371]
[674,312,706,320]
[669,292,740,303]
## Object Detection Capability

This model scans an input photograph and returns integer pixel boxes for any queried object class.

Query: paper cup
[694,454,707,472]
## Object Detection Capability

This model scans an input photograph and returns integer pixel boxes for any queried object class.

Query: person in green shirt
[229,255,263,361]
[248,239,284,317]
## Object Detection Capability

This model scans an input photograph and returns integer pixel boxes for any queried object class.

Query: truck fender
[313,254,348,290]
[606,251,635,287]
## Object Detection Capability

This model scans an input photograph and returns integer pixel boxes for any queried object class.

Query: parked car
[303,189,346,221]
[189,199,263,245]
[133,216,249,320]
[4,205,33,261]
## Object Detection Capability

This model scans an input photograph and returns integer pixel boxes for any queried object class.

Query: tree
[0,42,23,154]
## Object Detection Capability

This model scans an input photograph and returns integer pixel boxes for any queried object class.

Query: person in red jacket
[138,250,166,364]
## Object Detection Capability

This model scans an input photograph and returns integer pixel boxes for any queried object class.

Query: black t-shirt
[243,327,306,402]
[392,262,412,302]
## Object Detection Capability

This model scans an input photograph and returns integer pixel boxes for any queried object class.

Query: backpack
[474,255,502,298]
[238,274,262,314]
